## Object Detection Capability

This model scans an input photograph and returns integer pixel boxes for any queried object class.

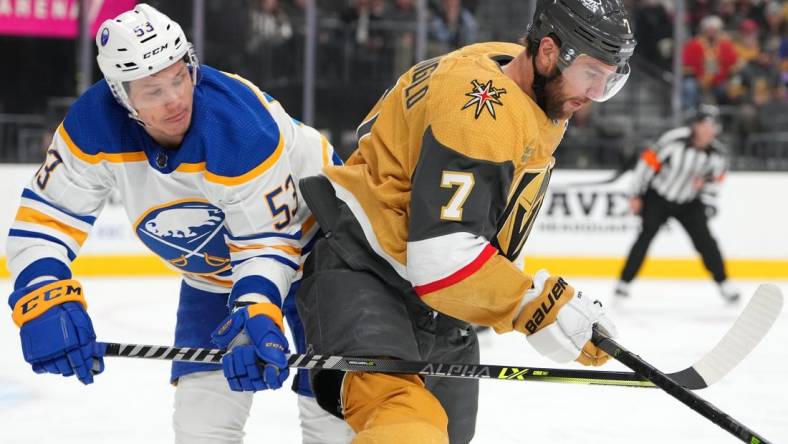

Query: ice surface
[1,277,785,443]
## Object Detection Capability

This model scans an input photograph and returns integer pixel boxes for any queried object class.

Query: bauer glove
[9,279,104,384]
[211,302,290,391]
[513,270,617,366]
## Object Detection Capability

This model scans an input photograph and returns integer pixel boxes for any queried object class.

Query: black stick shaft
[102,342,659,388]
[592,327,771,444]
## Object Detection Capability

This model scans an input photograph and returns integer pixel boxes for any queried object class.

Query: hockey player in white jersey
[5,4,352,443]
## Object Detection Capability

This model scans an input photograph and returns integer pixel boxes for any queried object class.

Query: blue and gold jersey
[7,66,340,308]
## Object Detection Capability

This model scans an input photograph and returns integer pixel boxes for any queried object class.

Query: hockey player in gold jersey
[296,1,637,442]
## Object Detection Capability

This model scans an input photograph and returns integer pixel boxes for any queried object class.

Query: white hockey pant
[173,370,354,443]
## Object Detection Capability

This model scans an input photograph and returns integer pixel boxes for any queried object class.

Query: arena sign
[0,0,135,38]
[522,170,788,278]
[0,166,786,278]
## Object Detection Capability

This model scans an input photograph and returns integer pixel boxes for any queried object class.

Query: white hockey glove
[513,270,617,366]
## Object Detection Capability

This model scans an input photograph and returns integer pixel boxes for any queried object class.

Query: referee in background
[614,105,740,302]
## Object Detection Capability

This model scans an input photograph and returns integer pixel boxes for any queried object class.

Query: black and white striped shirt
[630,127,728,204]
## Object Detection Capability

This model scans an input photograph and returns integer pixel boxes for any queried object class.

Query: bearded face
[542,67,591,121]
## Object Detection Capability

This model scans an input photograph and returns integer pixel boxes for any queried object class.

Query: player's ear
[536,36,560,74]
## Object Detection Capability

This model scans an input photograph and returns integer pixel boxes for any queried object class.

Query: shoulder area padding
[195,68,284,185]
[61,80,145,161]
[422,63,537,164]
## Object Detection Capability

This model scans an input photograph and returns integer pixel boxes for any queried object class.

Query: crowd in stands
[235,1,787,101]
[154,0,785,171]
[633,0,787,135]
[213,0,487,84]
[2,0,786,165]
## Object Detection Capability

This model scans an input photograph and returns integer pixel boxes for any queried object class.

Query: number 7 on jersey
[440,171,475,221]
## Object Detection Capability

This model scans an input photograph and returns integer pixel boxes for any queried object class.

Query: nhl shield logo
[135,200,230,274]
[462,79,507,119]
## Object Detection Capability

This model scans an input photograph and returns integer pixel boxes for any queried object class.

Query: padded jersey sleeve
[213,75,332,309]
[267,100,342,260]
[214,154,301,309]
[406,71,538,333]
[7,121,113,290]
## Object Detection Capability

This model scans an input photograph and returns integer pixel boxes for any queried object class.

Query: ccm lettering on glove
[9,279,104,384]
[513,270,617,366]
[211,301,290,392]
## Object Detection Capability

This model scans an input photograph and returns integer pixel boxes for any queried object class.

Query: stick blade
[682,284,783,388]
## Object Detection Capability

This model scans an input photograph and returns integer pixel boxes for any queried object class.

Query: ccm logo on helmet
[143,43,169,59]
[524,277,569,334]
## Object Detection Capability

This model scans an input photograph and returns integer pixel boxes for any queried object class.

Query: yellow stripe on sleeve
[302,215,317,235]
[15,206,88,246]
[186,272,234,288]
[228,243,301,256]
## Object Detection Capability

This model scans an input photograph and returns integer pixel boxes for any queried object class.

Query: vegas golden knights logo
[462,79,507,119]
[493,166,552,261]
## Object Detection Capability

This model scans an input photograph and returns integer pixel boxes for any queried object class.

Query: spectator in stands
[780,38,788,93]
[687,0,718,34]
[735,0,767,29]
[743,43,783,106]
[390,0,416,23]
[341,0,387,50]
[246,0,294,84]
[475,1,533,45]
[390,0,417,75]
[761,1,786,57]
[634,0,674,71]
[682,15,739,108]
[284,0,309,16]
[248,0,293,46]
[203,0,250,77]
[718,0,742,32]
[427,0,478,56]
[341,0,393,83]
[732,19,761,66]
[729,43,784,133]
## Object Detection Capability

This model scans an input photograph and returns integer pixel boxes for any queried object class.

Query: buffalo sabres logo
[462,79,507,119]
[135,200,231,274]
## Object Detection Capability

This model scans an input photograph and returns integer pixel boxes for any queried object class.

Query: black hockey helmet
[527,0,637,102]
[528,0,636,67]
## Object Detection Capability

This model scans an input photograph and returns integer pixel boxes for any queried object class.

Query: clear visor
[557,54,630,103]
[124,61,196,111]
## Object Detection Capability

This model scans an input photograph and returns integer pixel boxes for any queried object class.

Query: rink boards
[0,165,786,279]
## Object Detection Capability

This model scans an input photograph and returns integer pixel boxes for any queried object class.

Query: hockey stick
[634,282,783,389]
[102,342,657,387]
[101,284,782,391]
[593,328,774,444]
[589,283,783,444]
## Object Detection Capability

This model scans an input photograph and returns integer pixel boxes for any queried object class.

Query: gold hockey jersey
[324,42,567,332]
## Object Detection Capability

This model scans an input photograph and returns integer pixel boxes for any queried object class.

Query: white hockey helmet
[95,3,199,117]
